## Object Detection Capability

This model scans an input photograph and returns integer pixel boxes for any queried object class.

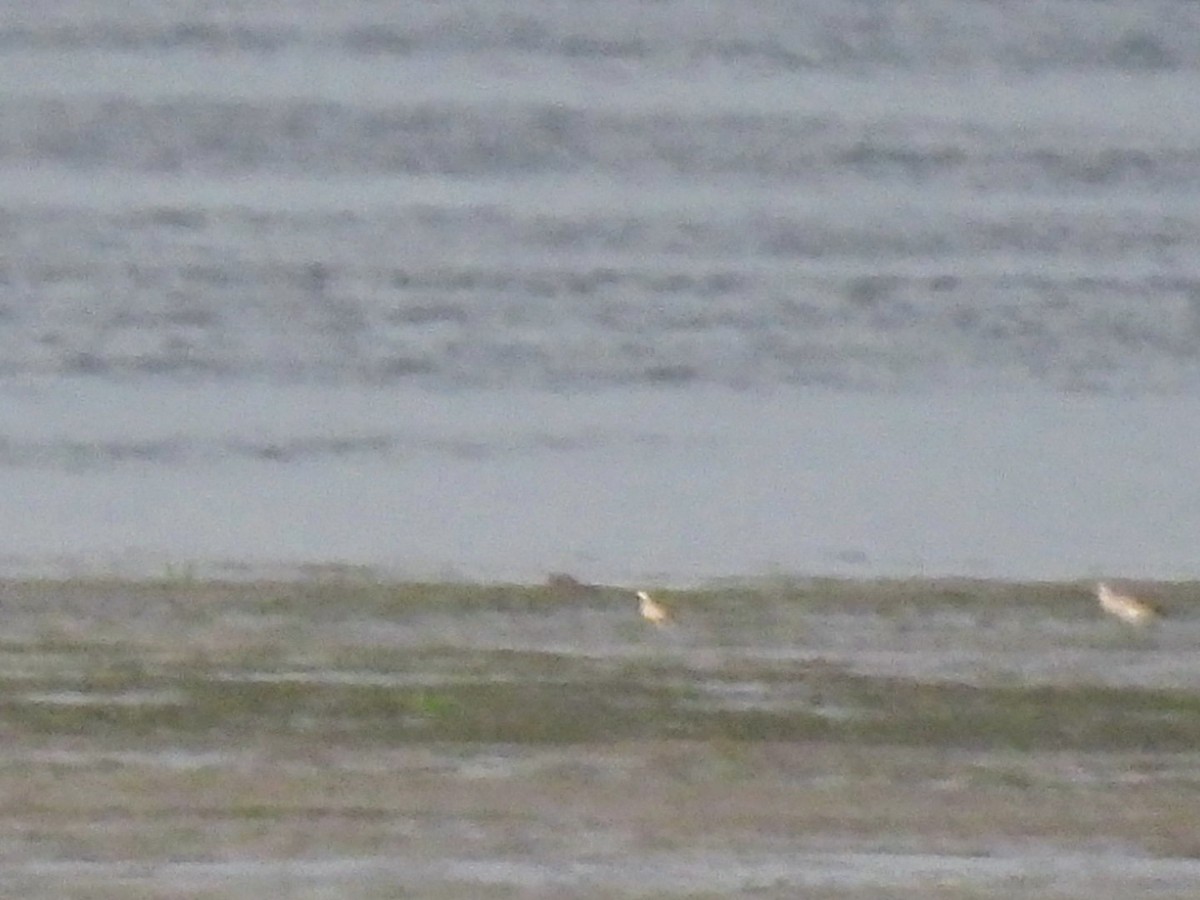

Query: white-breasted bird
[636,590,672,626]
[1095,581,1162,626]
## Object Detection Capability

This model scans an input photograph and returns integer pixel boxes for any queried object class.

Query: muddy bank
[0,576,1196,898]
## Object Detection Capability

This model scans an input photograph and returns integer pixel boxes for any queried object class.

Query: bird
[1095,582,1162,626]
[636,590,672,626]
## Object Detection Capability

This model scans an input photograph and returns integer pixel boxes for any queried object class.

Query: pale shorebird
[636,590,672,626]
[1095,582,1162,626]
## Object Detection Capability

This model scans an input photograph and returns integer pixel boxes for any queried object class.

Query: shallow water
[3,381,1199,583]
[4,2,1200,583]
[7,849,1200,899]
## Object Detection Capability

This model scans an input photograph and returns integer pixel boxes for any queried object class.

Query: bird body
[636,590,671,626]
[1095,582,1161,626]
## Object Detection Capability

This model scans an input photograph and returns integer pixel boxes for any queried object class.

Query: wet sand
[0,575,1197,898]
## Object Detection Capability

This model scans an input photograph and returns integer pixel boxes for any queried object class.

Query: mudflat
[0,575,1197,898]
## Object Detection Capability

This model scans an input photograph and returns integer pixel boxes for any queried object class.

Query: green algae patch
[0,576,1195,752]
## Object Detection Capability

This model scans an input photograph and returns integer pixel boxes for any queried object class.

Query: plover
[636,590,671,626]
[1095,582,1162,626]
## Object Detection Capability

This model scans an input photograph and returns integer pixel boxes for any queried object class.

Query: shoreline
[0,564,1195,591]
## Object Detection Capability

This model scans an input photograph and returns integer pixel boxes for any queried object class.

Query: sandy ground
[0,575,1196,898]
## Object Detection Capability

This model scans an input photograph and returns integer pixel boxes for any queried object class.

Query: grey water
[2,1,1200,583]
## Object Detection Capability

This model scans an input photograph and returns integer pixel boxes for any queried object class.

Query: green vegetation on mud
[0,576,1194,752]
